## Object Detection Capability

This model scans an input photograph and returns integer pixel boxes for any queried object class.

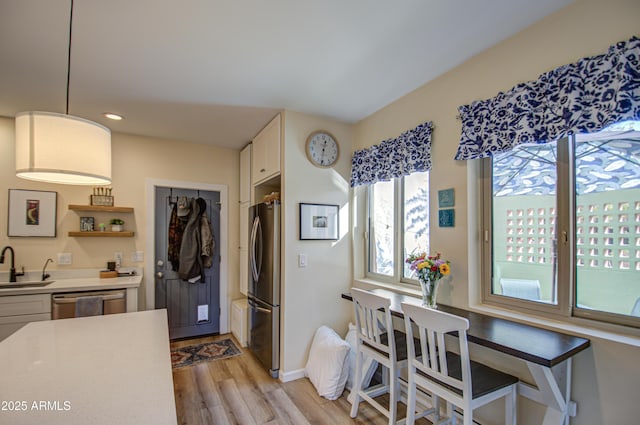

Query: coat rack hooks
[165,188,215,207]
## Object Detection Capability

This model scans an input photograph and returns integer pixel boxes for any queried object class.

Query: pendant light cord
[65,0,74,115]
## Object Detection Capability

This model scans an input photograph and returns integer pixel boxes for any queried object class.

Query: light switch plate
[131,251,144,262]
[197,305,209,322]
[298,254,307,268]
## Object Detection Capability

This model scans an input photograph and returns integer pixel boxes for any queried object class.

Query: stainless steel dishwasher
[52,289,126,319]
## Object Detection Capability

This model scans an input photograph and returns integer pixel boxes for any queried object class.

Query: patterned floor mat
[171,338,242,368]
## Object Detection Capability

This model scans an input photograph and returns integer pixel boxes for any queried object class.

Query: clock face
[306,131,339,168]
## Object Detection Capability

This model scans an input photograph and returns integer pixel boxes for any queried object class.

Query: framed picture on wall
[299,203,339,240]
[8,189,57,237]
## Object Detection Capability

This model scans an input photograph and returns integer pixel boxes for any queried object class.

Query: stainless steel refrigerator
[248,201,280,378]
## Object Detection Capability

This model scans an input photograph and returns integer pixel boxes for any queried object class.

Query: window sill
[352,277,640,348]
[352,277,422,298]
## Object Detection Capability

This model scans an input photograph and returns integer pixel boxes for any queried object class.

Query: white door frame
[145,178,229,334]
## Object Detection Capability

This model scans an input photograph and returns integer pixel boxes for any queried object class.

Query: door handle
[156,271,164,279]
[248,299,271,314]
[52,292,125,303]
[250,217,260,282]
[255,305,271,314]
[255,218,263,278]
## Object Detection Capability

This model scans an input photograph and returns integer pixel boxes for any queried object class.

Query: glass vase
[419,278,440,308]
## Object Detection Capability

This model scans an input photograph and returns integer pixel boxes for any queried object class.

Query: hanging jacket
[197,198,215,268]
[201,214,214,268]
[167,201,187,271]
[178,198,204,282]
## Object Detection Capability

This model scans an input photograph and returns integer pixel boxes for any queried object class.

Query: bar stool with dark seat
[401,302,518,425]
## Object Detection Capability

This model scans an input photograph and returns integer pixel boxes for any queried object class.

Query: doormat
[171,338,242,369]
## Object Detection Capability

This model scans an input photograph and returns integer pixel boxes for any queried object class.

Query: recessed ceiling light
[103,113,123,121]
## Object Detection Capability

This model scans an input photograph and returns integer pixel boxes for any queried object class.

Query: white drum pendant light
[15,112,111,185]
[15,0,111,185]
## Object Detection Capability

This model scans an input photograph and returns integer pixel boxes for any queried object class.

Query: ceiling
[0,0,574,150]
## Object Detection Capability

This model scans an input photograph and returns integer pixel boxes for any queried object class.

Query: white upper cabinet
[251,114,281,186]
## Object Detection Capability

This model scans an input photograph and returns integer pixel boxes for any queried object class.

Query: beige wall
[280,110,354,376]
[0,117,241,310]
[2,0,639,419]
[352,0,640,423]
[354,0,640,306]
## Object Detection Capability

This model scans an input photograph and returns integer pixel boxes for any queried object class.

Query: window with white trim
[482,124,640,327]
[367,172,429,283]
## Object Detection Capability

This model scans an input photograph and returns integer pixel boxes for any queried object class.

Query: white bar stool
[401,302,518,425]
[350,288,431,425]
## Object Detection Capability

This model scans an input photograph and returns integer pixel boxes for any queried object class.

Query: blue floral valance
[455,36,640,160]
[350,121,433,187]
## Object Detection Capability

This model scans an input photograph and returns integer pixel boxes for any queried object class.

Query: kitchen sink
[0,280,54,288]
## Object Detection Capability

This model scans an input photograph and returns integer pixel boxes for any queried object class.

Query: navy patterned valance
[455,36,640,160]
[350,121,433,187]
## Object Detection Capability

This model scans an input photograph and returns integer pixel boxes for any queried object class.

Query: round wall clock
[305,130,339,168]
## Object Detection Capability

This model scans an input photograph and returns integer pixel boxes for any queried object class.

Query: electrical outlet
[114,252,123,269]
[57,253,72,265]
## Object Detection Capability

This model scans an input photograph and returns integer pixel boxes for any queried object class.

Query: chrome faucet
[42,258,53,281]
[0,246,24,282]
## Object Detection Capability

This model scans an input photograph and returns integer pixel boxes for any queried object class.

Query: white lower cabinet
[231,298,248,347]
[0,293,51,341]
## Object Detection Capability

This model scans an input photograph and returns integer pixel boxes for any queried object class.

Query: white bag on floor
[305,325,350,400]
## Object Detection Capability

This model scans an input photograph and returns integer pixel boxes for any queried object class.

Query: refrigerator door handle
[255,305,272,314]
[250,216,260,282]
[248,297,272,314]
[255,218,263,279]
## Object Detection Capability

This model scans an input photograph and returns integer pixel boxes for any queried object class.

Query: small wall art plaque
[438,209,455,228]
[80,217,95,232]
[438,188,455,208]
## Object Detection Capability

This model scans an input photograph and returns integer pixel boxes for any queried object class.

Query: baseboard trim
[279,368,306,383]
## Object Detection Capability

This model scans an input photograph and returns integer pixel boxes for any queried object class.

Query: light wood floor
[170,334,431,425]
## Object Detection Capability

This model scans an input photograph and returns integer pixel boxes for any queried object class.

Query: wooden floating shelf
[68,204,134,213]
[68,231,135,238]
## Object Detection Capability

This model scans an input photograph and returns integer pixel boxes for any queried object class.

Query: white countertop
[0,271,142,296]
[0,309,177,425]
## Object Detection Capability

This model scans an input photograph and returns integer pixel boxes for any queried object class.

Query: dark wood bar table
[342,288,591,425]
